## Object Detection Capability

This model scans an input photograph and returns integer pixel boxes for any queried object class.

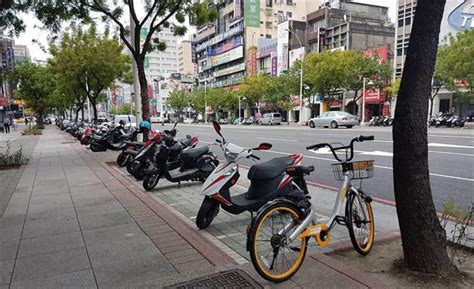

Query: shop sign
[289,47,305,68]
[277,21,289,75]
[292,96,300,107]
[211,46,243,67]
[363,45,389,62]
[271,53,277,76]
[257,42,277,59]
[448,0,474,30]
[363,89,386,103]
[246,47,257,75]
[245,0,260,27]
[196,24,243,52]
[0,97,6,107]
[329,100,341,108]
[212,37,242,56]
[194,25,216,42]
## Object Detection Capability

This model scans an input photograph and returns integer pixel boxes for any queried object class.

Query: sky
[13,0,397,62]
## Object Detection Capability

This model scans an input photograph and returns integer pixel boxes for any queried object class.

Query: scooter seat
[125,141,144,147]
[180,146,208,159]
[247,156,293,181]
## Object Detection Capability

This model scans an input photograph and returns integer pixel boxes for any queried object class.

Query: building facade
[193,0,319,89]
[178,40,194,75]
[394,0,473,117]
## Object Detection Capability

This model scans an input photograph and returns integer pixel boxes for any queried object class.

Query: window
[398,19,404,27]
[266,21,273,28]
[397,48,403,56]
[266,34,272,38]
[265,0,272,7]
[286,11,292,18]
[286,0,293,4]
[405,16,411,26]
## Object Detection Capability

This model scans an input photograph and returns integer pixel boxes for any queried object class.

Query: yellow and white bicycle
[247,135,376,282]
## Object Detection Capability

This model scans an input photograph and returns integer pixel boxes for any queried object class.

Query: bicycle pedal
[335,215,346,226]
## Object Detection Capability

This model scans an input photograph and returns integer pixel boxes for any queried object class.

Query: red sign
[383,102,391,117]
[147,85,153,99]
[363,89,386,103]
[111,88,117,106]
[329,100,341,108]
[292,96,300,107]
[246,48,257,76]
[0,97,6,107]
[362,45,389,62]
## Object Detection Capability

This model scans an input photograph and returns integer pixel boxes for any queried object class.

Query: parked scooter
[142,130,217,191]
[89,121,137,152]
[195,121,304,229]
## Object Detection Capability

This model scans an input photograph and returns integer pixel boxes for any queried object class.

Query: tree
[9,62,56,128]
[167,89,191,120]
[393,0,454,275]
[49,26,132,121]
[239,74,274,107]
[385,78,401,96]
[435,29,474,114]
[1,1,216,122]
[110,104,134,115]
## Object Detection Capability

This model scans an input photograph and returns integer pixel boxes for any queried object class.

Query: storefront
[362,89,389,120]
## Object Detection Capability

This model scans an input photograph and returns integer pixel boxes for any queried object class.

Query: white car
[308,111,359,129]
[259,113,282,125]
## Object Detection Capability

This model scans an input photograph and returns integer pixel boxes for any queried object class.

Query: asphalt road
[153,123,474,213]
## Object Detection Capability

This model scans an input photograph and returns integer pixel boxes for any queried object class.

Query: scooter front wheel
[143,173,160,191]
[196,197,219,229]
[117,151,128,167]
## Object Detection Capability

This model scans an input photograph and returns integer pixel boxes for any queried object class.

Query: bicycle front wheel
[249,202,307,283]
[346,192,374,255]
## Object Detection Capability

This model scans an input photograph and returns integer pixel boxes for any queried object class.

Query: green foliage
[239,74,275,107]
[0,141,27,168]
[167,90,191,113]
[189,87,238,117]
[22,126,43,136]
[110,105,134,116]
[386,78,401,96]
[1,0,216,120]
[8,62,56,125]
[436,29,474,102]
[49,26,131,120]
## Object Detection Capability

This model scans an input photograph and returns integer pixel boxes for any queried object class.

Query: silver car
[308,111,359,129]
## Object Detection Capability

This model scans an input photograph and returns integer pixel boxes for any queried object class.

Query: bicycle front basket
[331,160,374,181]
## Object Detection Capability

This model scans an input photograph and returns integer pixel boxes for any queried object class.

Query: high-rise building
[394,0,473,116]
[178,40,194,75]
[193,0,319,89]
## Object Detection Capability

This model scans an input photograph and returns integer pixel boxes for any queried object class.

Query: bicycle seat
[180,146,208,160]
[247,156,293,181]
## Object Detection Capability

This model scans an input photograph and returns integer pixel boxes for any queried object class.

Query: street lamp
[285,28,305,125]
[361,77,374,125]
[239,96,246,125]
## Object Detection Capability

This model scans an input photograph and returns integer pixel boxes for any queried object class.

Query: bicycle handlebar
[306,135,374,162]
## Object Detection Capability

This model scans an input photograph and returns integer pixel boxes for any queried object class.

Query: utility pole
[285,28,305,125]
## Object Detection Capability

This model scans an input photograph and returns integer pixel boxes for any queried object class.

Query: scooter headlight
[224,150,238,160]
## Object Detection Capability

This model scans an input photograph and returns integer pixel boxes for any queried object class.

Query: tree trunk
[392,0,453,274]
[81,107,85,121]
[429,96,435,118]
[137,61,150,121]
[75,107,80,122]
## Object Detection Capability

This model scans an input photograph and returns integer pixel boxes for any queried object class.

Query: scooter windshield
[224,143,244,161]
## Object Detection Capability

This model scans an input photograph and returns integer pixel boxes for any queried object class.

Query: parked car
[114,115,136,128]
[308,111,359,129]
[259,112,282,125]
[150,116,163,123]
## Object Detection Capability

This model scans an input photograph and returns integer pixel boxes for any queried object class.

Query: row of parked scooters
[367,116,394,126]
[429,113,466,128]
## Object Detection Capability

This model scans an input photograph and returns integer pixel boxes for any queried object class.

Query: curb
[321,231,401,255]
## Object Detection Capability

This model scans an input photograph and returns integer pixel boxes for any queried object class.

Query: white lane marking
[261,150,474,182]
[429,134,474,139]
[373,140,393,143]
[256,137,297,142]
[429,150,474,157]
[309,148,333,154]
[428,143,474,149]
[359,151,393,157]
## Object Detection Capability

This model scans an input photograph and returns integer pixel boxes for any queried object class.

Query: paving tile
[10,269,97,289]
[87,237,160,267]
[169,253,205,265]
[0,215,24,230]
[22,216,80,239]
[82,223,146,246]
[13,247,90,282]
[0,240,18,262]
[93,255,176,288]
[18,231,84,258]
[0,260,14,285]
[78,211,134,230]
[31,181,69,196]
[26,207,76,221]
[75,202,123,217]
[72,194,117,208]
[0,226,22,243]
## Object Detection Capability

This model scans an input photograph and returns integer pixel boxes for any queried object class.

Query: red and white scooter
[196,121,303,229]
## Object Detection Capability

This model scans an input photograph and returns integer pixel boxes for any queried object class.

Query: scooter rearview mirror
[212,121,225,140]
[256,143,272,150]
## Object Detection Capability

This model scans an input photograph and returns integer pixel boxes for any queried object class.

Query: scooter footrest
[335,215,346,226]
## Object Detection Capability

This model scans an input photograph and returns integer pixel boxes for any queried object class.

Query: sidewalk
[1,127,392,288]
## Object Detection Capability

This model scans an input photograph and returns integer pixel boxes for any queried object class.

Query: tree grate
[165,269,263,289]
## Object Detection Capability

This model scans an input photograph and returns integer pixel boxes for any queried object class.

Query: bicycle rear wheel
[346,192,374,255]
[249,202,307,283]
